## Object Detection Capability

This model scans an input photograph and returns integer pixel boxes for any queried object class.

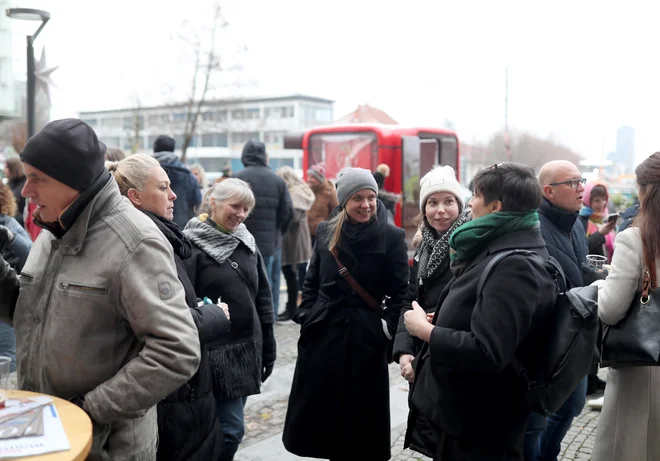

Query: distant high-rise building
[607,126,635,173]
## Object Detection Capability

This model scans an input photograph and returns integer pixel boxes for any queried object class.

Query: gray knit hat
[336,167,379,207]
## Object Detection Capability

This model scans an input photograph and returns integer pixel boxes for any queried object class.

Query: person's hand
[0,226,14,251]
[404,301,434,342]
[399,354,415,382]
[262,363,274,382]
[217,302,230,321]
[599,220,617,235]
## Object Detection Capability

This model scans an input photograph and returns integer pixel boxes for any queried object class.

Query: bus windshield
[308,132,378,179]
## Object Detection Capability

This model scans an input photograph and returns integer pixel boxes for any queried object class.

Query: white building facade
[79,94,334,176]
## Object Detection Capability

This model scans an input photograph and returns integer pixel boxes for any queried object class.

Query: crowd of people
[0,117,655,461]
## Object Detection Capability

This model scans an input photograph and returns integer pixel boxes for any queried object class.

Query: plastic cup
[586,254,607,269]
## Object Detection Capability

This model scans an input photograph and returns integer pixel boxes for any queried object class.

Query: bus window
[419,133,459,172]
[308,132,378,179]
[402,138,439,252]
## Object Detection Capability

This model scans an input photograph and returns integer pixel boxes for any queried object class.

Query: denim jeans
[523,376,588,461]
[216,394,248,461]
[263,248,282,319]
[0,323,16,372]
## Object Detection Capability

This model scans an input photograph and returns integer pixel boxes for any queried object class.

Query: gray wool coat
[592,227,660,461]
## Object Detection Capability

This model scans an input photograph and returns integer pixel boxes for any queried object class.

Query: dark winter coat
[408,228,557,459]
[619,203,639,233]
[282,203,409,460]
[146,212,228,461]
[154,152,202,229]
[183,220,276,401]
[8,176,26,228]
[234,142,294,257]
[538,198,600,288]
[393,242,454,458]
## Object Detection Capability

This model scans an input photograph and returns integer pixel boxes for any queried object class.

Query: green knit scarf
[449,211,539,262]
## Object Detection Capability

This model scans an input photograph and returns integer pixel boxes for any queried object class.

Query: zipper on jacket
[19,272,34,281]
[60,282,107,295]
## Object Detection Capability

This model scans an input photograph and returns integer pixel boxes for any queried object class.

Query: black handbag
[600,245,660,368]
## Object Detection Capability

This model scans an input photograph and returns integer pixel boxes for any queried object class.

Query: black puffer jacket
[234,141,294,257]
[147,212,229,461]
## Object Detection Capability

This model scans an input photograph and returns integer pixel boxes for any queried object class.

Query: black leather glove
[262,363,274,383]
[0,226,14,252]
[261,323,276,383]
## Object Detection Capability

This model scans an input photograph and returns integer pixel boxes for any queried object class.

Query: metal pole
[26,35,35,139]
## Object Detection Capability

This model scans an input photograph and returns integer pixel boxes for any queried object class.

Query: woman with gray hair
[183,178,276,461]
[107,154,229,461]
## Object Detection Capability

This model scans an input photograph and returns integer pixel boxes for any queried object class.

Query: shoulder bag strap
[330,247,381,312]
[640,237,658,301]
[226,258,257,300]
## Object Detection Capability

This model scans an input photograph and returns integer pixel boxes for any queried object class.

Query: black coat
[538,198,600,288]
[393,252,453,363]
[283,204,409,460]
[234,149,293,257]
[147,213,229,461]
[183,227,276,401]
[409,228,557,459]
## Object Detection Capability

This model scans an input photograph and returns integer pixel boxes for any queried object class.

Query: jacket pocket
[57,281,108,296]
[18,271,34,283]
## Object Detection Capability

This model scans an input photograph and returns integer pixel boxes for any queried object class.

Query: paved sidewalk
[235,311,604,461]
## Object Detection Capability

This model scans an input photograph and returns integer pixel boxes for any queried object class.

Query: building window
[264,131,286,146]
[101,136,120,147]
[246,108,260,119]
[173,112,186,122]
[201,132,228,147]
[82,118,97,127]
[100,117,121,127]
[231,109,244,120]
[230,132,259,144]
[215,110,228,121]
[268,158,295,170]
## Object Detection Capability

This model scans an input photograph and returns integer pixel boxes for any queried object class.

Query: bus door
[401,136,440,252]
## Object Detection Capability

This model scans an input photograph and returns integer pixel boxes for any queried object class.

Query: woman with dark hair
[578,182,617,262]
[404,162,558,459]
[0,183,32,370]
[590,152,660,461]
[283,167,409,461]
[4,158,27,227]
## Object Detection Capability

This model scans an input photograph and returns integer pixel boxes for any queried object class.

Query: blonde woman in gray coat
[591,152,660,461]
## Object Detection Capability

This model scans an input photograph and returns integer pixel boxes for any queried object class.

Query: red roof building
[334,104,398,125]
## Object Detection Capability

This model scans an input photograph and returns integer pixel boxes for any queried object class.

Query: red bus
[284,123,460,250]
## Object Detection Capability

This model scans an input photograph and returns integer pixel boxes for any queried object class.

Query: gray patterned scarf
[183,217,256,266]
[416,211,471,285]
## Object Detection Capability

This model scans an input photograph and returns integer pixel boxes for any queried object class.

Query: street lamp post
[5,8,50,139]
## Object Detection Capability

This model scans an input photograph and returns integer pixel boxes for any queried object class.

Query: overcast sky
[7,0,659,166]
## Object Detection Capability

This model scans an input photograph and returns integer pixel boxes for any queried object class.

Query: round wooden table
[4,389,92,461]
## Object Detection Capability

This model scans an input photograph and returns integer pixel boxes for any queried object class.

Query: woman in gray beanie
[283,167,409,460]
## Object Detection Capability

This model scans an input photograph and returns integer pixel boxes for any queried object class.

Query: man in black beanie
[0,119,201,460]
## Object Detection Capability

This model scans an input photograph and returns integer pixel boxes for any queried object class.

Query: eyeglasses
[489,163,504,202]
[548,178,587,189]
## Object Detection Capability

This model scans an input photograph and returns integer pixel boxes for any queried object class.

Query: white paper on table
[0,404,70,459]
[0,396,53,422]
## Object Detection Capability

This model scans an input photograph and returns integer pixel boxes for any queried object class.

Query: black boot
[277,303,296,323]
[587,375,606,394]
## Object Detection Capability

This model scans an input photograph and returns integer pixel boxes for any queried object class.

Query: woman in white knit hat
[392,164,471,458]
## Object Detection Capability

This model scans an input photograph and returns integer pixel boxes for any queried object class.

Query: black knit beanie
[20,119,107,191]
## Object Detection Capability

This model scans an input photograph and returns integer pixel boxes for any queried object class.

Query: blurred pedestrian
[578,182,617,263]
[104,146,127,162]
[0,183,31,371]
[276,166,314,322]
[152,135,202,228]
[235,140,293,319]
[306,162,338,250]
[4,158,27,227]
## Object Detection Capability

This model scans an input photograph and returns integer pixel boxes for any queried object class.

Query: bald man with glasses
[523,160,605,461]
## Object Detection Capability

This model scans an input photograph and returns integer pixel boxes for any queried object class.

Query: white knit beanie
[419,165,464,212]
